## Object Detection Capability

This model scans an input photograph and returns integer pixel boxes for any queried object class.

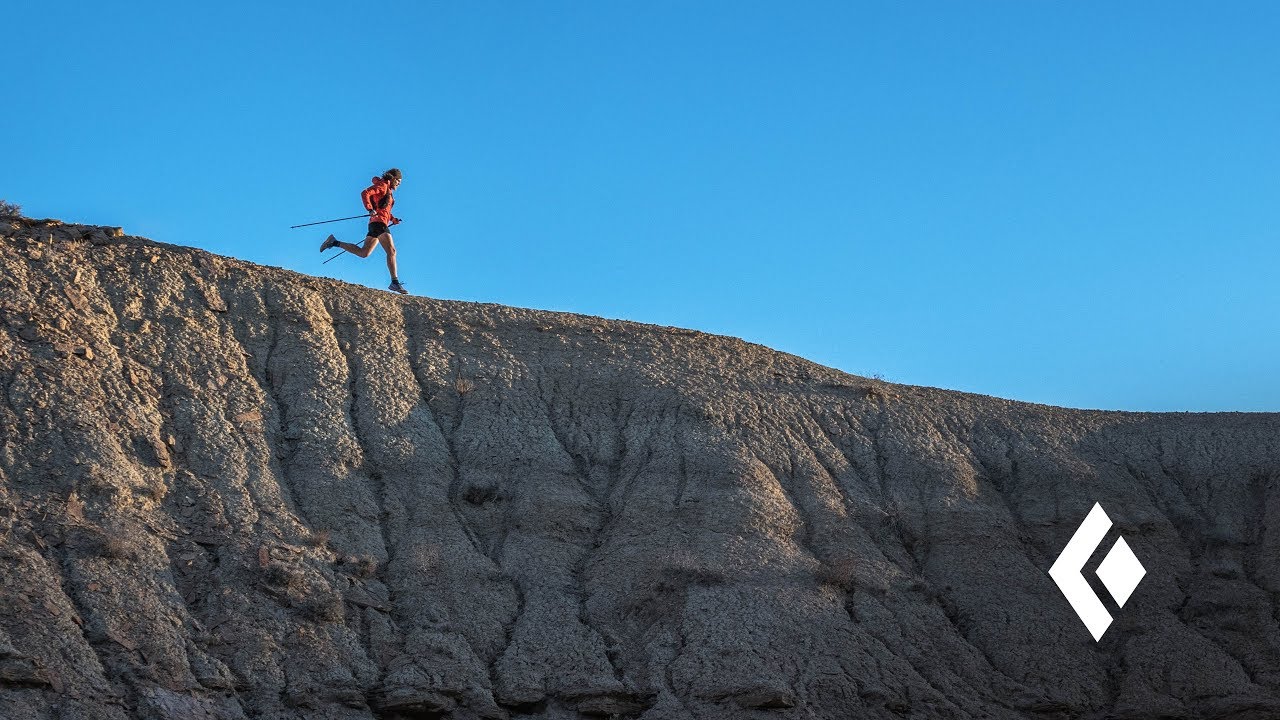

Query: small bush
[305,529,331,548]
[78,526,133,560]
[262,562,306,594]
[340,554,379,579]
[454,376,474,395]
[91,530,132,558]
[100,536,132,559]
[357,555,379,577]
[297,592,344,623]
[0,200,20,219]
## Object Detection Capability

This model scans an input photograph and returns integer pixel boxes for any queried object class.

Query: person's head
[382,168,403,189]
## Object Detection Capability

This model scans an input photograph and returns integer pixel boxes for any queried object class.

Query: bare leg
[378,233,398,279]
[336,236,379,258]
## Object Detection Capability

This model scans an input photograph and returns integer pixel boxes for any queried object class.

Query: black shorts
[366,221,390,238]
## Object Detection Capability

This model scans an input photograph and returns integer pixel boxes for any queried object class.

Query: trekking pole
[289,214,370,229]
[322,249,348,265]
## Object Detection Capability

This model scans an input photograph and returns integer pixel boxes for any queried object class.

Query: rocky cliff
[1,217,1279,720]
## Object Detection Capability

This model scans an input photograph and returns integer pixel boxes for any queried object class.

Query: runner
[321,168,408,294]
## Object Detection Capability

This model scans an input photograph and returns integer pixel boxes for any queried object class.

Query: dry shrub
[77,525,133,560]
[454,376,474,395]
[339,554,378,579]
[305,528,331,548]
[298,592,344,623]
[0,200,20,219]
[100,535,131,559]
[262,562,306,595]
[354,555,378,578]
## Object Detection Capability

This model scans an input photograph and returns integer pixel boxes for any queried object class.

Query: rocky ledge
[1,217,1279,719]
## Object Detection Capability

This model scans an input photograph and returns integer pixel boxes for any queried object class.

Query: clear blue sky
[6,2,1278,411]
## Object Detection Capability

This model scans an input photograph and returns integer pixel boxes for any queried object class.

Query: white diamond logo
[1096,536,1145,608]
[1049,503,1147,641]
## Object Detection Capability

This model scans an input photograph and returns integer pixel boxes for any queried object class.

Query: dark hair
[382,168,402,182]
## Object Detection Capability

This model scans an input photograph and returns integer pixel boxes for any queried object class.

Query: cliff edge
[2,218,1279,719]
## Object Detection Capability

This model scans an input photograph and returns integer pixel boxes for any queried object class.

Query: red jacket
[361,177,400,225]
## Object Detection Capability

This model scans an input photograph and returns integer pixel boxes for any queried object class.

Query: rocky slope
[1,217,1279,720]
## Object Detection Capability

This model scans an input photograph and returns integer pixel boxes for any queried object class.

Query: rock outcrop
[2,217,1279,719]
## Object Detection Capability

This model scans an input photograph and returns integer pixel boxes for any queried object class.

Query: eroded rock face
[1,218,1279,720]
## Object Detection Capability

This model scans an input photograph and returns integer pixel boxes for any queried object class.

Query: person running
[321,168,408,294]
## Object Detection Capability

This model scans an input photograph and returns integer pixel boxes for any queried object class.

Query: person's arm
[361,184,380,214]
